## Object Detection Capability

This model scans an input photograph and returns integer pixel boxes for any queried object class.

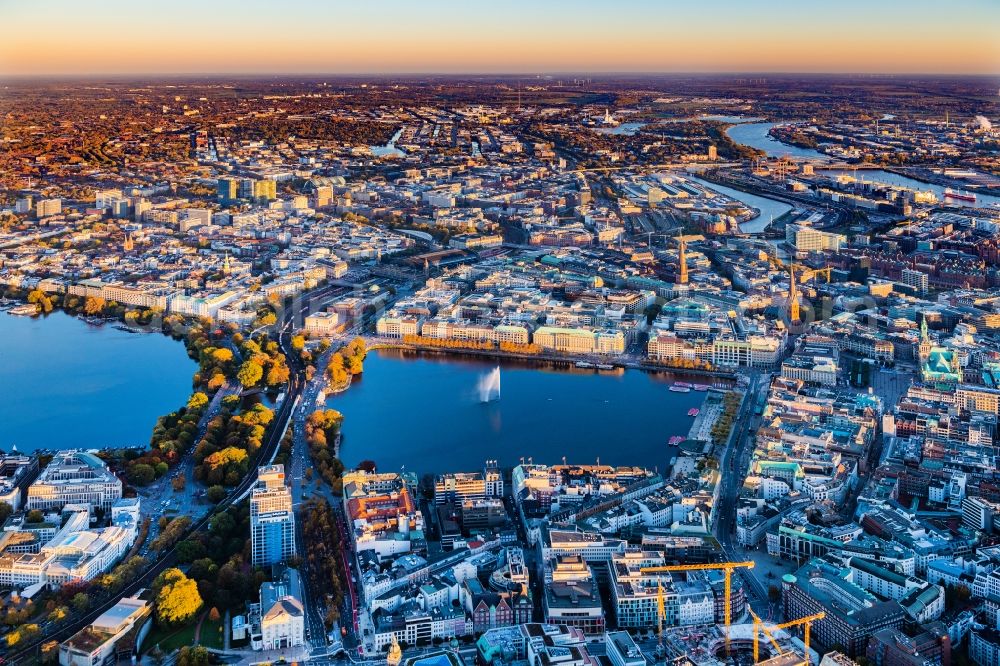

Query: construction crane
[747,608,826,666]
[748,609,783,665]
[641,561,755,656]
[797,266,832,285]
[656,579,667,654]
[763,253,833,325]
[764,252,832,286]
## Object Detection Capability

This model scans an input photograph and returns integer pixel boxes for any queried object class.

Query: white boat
[575,361,595,369]
[7,304,37,316]
[669,385,691,393]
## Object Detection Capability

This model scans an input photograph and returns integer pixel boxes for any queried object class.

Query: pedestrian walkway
[193,610,206,646]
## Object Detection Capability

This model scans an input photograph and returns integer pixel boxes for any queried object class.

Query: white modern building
[60,594,151,666]
[27,451,122,512]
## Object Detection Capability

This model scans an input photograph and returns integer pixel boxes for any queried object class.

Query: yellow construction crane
[798,266,832,285]
[747,608,826,666]
[763,254,834,324]
[748,609,783,665]
[657,579,667,653]
[642,561,755,656]
[764,253,832,286]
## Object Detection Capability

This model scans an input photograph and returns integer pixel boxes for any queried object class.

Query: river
[725,124,1000,208]
[371,128,405,157]
[726,122,830,161]
[0,310,196,452]
[596,122,646,136]
[329,350,709,474]
[818,168,1000,209]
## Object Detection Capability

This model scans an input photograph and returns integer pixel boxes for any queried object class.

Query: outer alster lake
[0,310,196,452]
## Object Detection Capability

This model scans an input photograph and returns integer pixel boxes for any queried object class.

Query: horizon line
[2,70,999,81]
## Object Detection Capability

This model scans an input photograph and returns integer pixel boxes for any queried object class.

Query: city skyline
[2,0,999,76]
[2,1,1000,659]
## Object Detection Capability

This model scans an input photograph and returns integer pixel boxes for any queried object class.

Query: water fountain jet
[478,366,501,402]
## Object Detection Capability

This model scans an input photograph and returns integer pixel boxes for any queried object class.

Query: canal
[688,176,793,234]
[329,350,709,474]
[0,310,196,452]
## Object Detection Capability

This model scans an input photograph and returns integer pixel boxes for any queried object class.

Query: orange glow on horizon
[1,1,998,76]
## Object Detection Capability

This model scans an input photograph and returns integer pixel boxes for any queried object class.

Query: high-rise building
[901,268,929,294]
[963,497,996,533]
[217,178,239,203]
[251,465,296,568]
[435,460,504,505]
[238,178,277,202]
[35,198,62,218]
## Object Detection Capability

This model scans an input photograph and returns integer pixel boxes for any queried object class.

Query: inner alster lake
[0,310,196,452]
[330,350,708,474]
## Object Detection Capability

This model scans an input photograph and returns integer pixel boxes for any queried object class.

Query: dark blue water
[0,310,196,451]
[330,350,707,475]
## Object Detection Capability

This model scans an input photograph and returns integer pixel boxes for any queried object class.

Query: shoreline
[321,343,735,474]
[366,341,739,380]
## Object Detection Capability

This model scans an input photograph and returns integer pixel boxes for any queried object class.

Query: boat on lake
[688,408,700,417]
[7,304,37,316]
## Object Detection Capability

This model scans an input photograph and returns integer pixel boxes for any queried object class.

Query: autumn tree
[328,352,349,385]
[237,359,264,388]
[83,296,107,315]
[211,347,234,363]
[27,289,53,313]
[266,362,290,386]
[176,646,211,666]
[154,568,203,626]
[187,392,209,411]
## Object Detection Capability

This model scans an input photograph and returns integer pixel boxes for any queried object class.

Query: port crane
[747,608,826,666]
[642,560,755,656]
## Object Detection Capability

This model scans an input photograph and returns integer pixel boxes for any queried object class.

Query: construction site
[658,618,820,666]
[641,561,825,666]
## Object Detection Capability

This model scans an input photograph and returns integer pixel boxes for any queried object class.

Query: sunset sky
[1,0,998,76]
